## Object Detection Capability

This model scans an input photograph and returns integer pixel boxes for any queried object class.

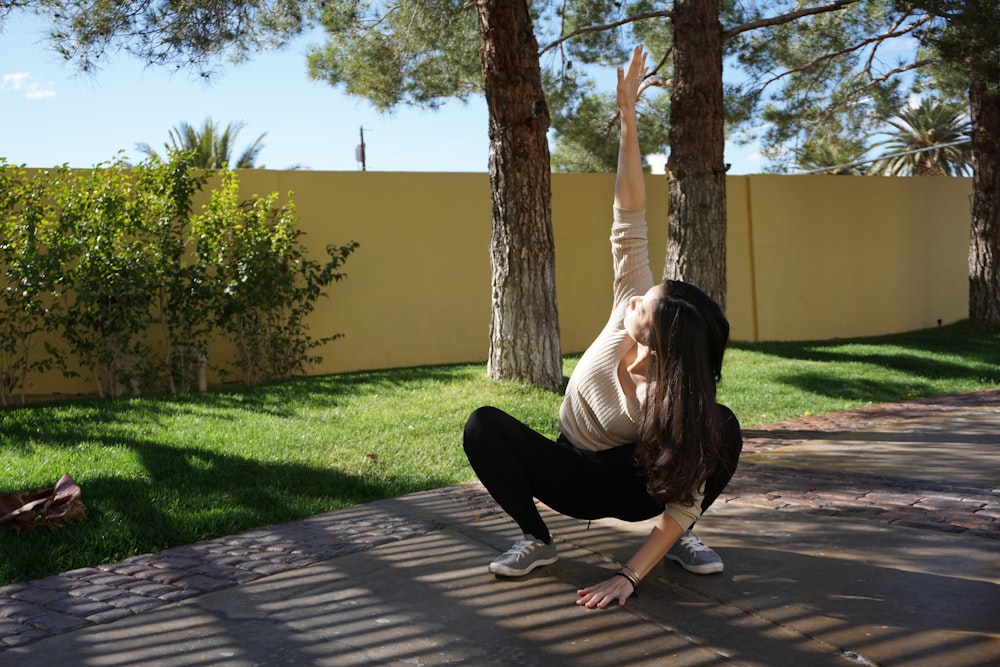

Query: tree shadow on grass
[0,432,455,586]
[0,362,485,453]
[187,363,482,416]
[769,372,947,404]
[730,320,1000,403]
[0,362,490,585]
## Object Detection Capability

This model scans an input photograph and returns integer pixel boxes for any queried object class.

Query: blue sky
[1,13,762,174]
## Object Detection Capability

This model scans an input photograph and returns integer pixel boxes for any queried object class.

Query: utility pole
[356,126,367,171]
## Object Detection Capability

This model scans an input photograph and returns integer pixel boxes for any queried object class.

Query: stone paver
[729,393,1000,539]
[0,509,443,648]
[724,462,999,538]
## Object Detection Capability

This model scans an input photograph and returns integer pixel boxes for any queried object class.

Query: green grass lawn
[1,320,998,585]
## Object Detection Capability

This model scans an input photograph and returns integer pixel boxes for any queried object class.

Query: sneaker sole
[664,554,724,575]
[489,555,558,577]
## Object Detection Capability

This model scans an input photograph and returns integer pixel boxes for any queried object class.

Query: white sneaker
[489,534,558,577]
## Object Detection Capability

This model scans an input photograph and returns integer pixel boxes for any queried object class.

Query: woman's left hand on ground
[576,574,635,609]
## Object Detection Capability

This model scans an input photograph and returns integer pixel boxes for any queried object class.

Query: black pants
[462,405,742,543]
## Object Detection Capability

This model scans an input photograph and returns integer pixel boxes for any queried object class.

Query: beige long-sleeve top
[558,206,703,529]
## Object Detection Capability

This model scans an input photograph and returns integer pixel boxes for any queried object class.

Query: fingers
[576,589,626,609]
[617,45,648,110]
[575,577,633,609]
[628,44,648,79]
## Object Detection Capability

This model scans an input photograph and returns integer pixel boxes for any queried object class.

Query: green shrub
[0,161,62,404]
[134,153,214,394]
[0,152,356,398]
[194,169,358,384]
[47,155,157,397]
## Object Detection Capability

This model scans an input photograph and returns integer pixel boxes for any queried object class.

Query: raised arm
[614,45,648,211]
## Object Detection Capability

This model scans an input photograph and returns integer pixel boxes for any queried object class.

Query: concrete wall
[19,170,973,395]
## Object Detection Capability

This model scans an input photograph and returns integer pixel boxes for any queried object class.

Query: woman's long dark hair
[634,280,730,507]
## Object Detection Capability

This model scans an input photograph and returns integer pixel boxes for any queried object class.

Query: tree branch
[804,58,937,132]
[723,0,858,39]
[539,10,674,56]
[753,17,934,93]
[651,45,673,81]
[853,57,937,96]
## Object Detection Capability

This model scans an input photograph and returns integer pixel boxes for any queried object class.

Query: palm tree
[794,136,870,175]
[867,98,972,176]
[136,118,267,168]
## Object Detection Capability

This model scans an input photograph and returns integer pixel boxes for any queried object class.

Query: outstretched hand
[616,44,649,114]
[576,573,635,609]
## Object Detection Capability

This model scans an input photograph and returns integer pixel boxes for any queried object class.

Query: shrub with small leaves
[194,168,358,385]
[46,154,157,397]
[133,152,214,393]
[0,161,63,404]
[0,153,356,398]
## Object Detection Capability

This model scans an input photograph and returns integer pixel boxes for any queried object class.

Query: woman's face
[624,283,665,345]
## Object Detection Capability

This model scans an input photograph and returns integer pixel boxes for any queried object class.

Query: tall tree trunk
[969,76,1000,324]
[664,0,728,310]
[475,0,563,391]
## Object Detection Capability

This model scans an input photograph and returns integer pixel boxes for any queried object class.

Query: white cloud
[25,86,56,100]
[1,72,55,99]
[2,72,30,89]
[645,153,667,175]
[647,148,766,176]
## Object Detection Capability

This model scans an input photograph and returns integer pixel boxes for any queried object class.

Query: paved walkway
[1,391,998,666]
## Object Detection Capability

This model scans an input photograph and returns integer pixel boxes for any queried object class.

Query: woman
[463,45,742,609]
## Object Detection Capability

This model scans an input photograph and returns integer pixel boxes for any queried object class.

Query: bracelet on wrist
[614,569,639,594]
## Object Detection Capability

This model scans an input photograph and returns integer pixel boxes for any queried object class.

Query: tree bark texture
[475,0,563,391]
[969,77,1000,324]
[664,0,728,310]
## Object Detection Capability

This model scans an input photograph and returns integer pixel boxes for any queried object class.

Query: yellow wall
[741,175,970,341]
[257,171,495,373]
[17,169,973,395]
[549,172,668,353]
[243,170,971,378]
